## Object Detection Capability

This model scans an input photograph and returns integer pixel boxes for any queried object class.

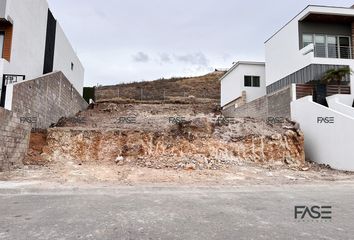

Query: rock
[115,156,124,163]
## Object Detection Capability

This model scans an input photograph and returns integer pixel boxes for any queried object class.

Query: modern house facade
[0,0,84,108]
[221,5,354,171]
[265,5,354,94]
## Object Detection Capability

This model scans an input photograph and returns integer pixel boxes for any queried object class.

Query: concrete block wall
[222,95,268,119]
[0,107,31,172]
[222,86,292,119]
[267,87,292,118]
[10,71,88,129]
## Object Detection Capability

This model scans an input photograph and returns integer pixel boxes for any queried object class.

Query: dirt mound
[41,100,305,171]
[44,125,304,170]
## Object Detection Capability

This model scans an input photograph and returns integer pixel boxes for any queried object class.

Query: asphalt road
[0,182,353,240]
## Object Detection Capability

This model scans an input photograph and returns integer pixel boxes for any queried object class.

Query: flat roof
[219,61,265,82]
[264,5,354,43]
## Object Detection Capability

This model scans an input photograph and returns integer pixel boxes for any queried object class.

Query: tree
[321,67,352,94]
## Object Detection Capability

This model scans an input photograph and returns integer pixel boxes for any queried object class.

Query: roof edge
[219,61,265,82]
[264,4,354,44]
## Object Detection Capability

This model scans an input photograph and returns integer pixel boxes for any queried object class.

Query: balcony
[314,45,352,59]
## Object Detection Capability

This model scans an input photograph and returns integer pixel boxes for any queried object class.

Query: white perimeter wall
[53,24,84,95]
[265,6,354,89]
[327,94,354,118]
[220,64,266,107]
[291,96,354,171]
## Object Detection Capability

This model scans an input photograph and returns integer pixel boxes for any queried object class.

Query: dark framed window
[244,76,252,87]
[253,76,260,87]
[244,75,260,87]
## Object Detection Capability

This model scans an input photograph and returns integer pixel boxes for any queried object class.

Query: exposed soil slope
[40,102,305,171]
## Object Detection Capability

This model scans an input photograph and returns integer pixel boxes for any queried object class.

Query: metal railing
[314,45,352,59]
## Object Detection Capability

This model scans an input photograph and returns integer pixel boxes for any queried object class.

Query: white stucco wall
[53,24,84,95]
[3,0,48,80]
[265,6,354,88]
[0,0,84,96]
[0,0,7,18]
[4,82,12,110]
[220,63,266,107]
[291,96,354,171]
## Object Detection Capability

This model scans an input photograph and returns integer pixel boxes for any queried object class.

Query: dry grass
[95,71,226,102]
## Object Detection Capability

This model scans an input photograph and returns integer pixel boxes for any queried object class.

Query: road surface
[0,182,353,240]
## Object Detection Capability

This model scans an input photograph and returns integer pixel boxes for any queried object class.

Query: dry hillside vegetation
[94,71,225,101]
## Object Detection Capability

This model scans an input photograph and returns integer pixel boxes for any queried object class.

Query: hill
[94,71,226,102]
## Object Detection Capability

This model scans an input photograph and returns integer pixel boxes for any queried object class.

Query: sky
[47,0,354,87]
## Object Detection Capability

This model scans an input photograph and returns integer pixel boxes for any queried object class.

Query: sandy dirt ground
[2,159,354,186]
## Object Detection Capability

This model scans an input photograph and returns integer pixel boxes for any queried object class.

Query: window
[303,34,313,48]
[302,34,352,59]
[244,76,260,87]
[327,36,337,58]
[71,62,74,71]
[314,35,326,58]
[253,76,260,87]
[339,36,350,59]
[0,32,4,58]
[244,76,252,87]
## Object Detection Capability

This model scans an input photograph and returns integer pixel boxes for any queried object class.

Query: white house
[265,5,354,171]
[220,61,266,108]
[221,5,354,171]
[265,5,354,95]
[0,0,84,107]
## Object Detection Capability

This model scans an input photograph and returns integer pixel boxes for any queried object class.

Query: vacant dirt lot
[2,100,352,186]
[2,158,354,186]
[3,71,352,186]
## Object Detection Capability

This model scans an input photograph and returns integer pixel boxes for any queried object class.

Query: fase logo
[216,116,236,125]
[294,206,332,221]
[169,117,186,124]
[115,116,137,124]
[20,117,37,124]
[317,117,334,124]
[267,117,285,124]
